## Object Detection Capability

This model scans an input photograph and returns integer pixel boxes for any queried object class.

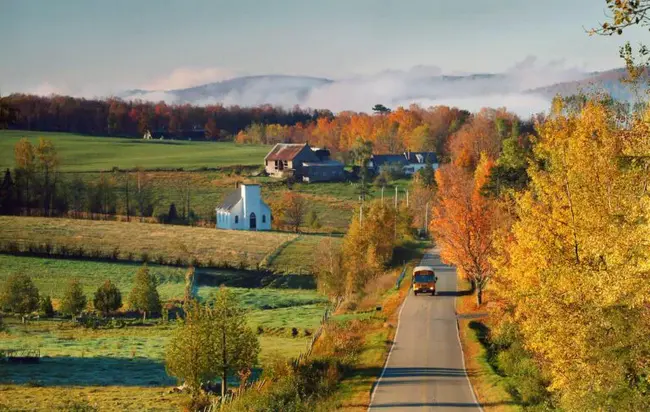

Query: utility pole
[394,186,398,208]
[406,189,409,207]
[394,186,398,240]
[425,201,429,235]
[359,203,363,225]
[381,186,385,204]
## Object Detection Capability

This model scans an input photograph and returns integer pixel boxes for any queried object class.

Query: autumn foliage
[429,155,499,305]
[491,98,650,410]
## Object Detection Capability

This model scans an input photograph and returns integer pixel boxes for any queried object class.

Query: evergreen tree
[93,280,122,316]
[128,263,161,320]
[60,279,87,317]
[39,295,54,317]
[0,168,16,215]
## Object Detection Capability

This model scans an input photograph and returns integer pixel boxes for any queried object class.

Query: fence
[0,349,40,364]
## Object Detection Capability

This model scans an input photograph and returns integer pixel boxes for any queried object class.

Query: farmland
[0,216,343,271]
[0,130,271,172]
[0,131,418,233]
[0,253,329,411]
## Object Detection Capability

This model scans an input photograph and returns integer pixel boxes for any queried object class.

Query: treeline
[236,105,537,158]
[0,94,330,139]
[430,93,650,410]
[0,138,196,224]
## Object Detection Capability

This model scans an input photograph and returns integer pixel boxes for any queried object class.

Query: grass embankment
[456,279,520,411]
[0,216,339,273]
[0,130,271,172]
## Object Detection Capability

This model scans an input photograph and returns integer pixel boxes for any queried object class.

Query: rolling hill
[119,68,645,115]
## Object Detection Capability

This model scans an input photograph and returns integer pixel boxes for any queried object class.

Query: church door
[250,212,257,229]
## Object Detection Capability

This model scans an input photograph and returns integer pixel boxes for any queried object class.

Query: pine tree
[39,295,54,317]
[60,279,87,317]
[128,263,161,321]
[93,280,122,316]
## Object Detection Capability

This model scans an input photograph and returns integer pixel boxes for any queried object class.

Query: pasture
[0,254,329,411]
[0,130,270,172]
[0,255,325,308]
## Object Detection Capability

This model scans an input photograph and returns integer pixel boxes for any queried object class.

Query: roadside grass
[0,130,271,172]
[317,243,426,411]
[456,279,520,411]
[0,216,299,269]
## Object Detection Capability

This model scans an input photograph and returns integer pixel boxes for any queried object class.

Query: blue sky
[0,0,647,96]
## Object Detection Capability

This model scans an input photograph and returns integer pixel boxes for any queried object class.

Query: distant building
[264,143,345,182]
[368,151,438,176]
[215,184,271,231]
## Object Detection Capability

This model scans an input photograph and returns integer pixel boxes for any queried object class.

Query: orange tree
[429,154,499,305]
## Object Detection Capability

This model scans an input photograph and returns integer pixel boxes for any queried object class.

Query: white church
[215,184,272,231]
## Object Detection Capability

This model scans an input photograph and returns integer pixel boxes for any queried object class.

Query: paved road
[368,249,481,411]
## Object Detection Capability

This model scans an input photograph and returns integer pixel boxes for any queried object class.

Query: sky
[0,0,648,101]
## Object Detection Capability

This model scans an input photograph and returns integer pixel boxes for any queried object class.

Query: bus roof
[413,266,435,274]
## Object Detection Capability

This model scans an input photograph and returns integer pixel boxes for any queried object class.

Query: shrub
[291,327,299,338]
[256,325,264,335]
[57,399,98,412]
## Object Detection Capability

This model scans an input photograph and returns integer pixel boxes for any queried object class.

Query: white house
[215,184,271,231]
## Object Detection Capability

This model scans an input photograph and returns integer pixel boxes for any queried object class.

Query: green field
[0,253,329,411]
[0,130,271,172]
[0,130,417,232]
[0,255,325,305]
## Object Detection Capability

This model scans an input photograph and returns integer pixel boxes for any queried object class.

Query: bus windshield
[414,274,435,283]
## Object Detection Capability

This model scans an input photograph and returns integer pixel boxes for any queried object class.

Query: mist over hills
[120,67,643,117]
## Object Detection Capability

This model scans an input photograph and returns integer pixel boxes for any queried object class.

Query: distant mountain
[526,68,648,102]
[121,75,333,106]
[120,68,643,115]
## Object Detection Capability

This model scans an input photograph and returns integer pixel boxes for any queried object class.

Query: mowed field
[0,130,270,172]
[0,216,293,269]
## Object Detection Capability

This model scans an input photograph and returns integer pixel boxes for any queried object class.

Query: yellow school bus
[412,266,437,296]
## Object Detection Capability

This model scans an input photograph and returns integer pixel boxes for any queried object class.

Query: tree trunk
[221,372,227,398]
[142,311,146,322]
[476,287,483,306]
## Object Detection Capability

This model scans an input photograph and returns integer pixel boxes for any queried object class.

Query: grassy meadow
[0,130,271,172]
[0,216,301,269]
[0,130,416,232]
[0,253,329,411]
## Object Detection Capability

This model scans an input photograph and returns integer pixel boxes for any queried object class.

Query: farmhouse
[264,143,345,182]
[368,151,438,176]
[215,184,271,231]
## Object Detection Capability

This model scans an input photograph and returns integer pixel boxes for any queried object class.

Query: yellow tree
[343,201,398,296]
[430,154,498,305]
[491,98,650,410]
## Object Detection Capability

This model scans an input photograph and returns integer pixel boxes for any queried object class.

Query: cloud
[142,67,242,91]
[33,57,605,118]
